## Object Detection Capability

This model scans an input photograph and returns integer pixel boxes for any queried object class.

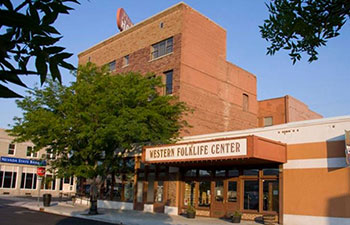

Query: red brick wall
[78,3,259,136]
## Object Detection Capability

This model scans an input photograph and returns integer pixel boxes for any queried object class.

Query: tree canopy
[9,63,190,180]
[0,0,79,98]
[260,0,350,63]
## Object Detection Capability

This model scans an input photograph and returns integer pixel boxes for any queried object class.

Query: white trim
[97,200,133,210]
[284,214,350,225]
[143,204,154,212]
[164,206,178,215]
[180,115,350,145]
[284,157,347,169]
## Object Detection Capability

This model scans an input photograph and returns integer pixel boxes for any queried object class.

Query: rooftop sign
[144,138,247,163]
[117,8,133,32]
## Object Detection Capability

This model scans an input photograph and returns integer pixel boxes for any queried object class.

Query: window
[151,37,173,59]
[8,144,15,155]
[0,167,17,188]
[243,94,249,111]
[123,55,129,67]
[227,181,237,202]
[46,150,55,159]
[155,181,164,203]
[108,60,116,71]
[124,182,134,202]
[41,175,56,190]
[244,180,259,210]
[164,70,173,95]
[214,181,224,202]
[146,173,155,203]
[184,181,196,206]
[136,181,143,203]
[26,146,38,158]
[263,180,279,212]
[198,181,211,207]
[264,116,273,127]
[20,172,37,189]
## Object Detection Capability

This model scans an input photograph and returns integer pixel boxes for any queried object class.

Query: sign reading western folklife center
[144,138,247,163]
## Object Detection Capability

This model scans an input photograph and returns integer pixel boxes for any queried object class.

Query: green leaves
[9,63,189,179]
[260,0,350,64]
[0,0,80,98]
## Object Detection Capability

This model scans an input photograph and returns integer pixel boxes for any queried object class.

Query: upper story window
[243,93,249,112]
[164,70,173,95]
[26,146,38,158]
[151,37,173,59]
[108,60,116,71]
[8,144,15,155]
[123,55,129,67]
[264,116,273,127]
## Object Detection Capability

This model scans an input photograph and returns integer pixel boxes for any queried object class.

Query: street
[0,198,114,225]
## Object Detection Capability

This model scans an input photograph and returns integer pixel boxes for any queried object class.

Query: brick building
[74,3,350,225]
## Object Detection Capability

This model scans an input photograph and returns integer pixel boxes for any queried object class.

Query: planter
[43,194,52,207]
[232,215,241,223]
[187,211,196,219]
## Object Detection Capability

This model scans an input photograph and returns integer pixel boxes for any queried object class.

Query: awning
[142,135,286,165]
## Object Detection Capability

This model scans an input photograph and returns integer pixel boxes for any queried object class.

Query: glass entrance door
[211,178,239,218]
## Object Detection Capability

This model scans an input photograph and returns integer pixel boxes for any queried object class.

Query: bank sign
[144,138,247,163]
[0,156,46,166]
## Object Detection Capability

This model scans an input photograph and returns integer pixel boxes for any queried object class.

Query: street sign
[37,167,46,177]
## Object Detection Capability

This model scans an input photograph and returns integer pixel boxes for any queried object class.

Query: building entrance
[211,178,239,218]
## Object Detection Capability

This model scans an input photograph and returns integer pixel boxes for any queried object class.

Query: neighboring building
[0,129,76,197]
[258,95,322,127]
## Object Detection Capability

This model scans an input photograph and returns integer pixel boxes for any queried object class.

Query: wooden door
[226,178,239,217]
[153,181,166,213]
[211,179,225,218]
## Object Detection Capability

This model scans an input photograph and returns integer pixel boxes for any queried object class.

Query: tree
[0,0,79,98]
[9,63,189,214]
[260,0,350,63]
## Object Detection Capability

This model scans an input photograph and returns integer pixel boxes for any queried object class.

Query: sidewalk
[2,197,262,225]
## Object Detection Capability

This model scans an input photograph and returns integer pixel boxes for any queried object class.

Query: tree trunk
[110,171,115,200]
[89,177,98,215]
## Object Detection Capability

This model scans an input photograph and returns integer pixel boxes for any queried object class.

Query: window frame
[151,37,173,60]
[164,70,173,95]
[8,143,15,155]
[263,116,273,127]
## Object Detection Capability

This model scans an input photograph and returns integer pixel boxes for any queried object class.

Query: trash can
[43,194,52,207]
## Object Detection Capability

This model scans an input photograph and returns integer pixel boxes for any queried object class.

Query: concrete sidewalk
[2,197,262,225]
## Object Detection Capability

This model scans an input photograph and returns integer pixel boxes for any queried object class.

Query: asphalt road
[0,198,115,225]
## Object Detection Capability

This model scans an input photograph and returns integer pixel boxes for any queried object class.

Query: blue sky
[1,0,350,128]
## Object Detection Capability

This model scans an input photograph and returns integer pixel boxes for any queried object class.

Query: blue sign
[0,156,46,166]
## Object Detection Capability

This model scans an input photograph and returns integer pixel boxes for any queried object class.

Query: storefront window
[185,169,196,177]
[156,181,164,203]
[215,170,226,177]
[2,171,17,188]
[147,173,155,203]
[227,181,237,202]
[137,181,143,203]
[244,180,259,210]
[263,168,279,176]
[124,182,134,202]
[198,181,211,207]
[41,175,56,190]
[184,181,196,206]
[20,173,36,189]
[263,180,279,212]
[243,169,259,176]
[214,181,224,202]
[0,171,3,187]
[199,170,211,177]
[228,169,239,177]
